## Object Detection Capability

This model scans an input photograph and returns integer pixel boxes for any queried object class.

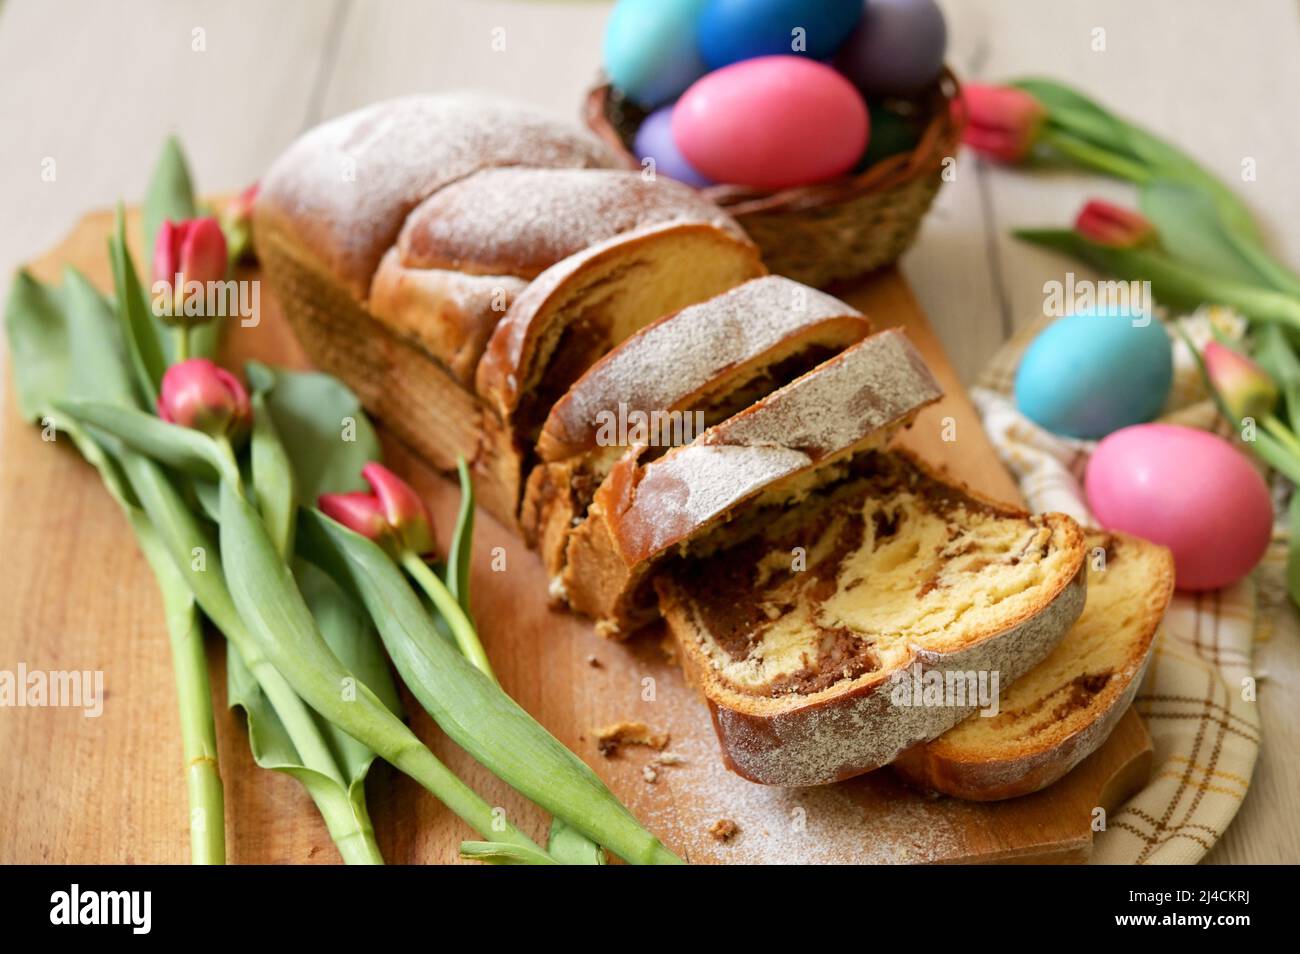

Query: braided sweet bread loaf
[256,94,1149,790]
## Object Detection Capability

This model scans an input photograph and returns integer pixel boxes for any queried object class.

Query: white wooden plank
[316,0,609,122]
[0,0,340,284]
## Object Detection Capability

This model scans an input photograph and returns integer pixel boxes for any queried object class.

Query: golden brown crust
[475,221,765,420]
[368,249,527,385]
[891,531,1174,800]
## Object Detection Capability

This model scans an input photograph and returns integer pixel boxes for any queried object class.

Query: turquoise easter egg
[603,0,709,107]
[1014,308,1172,439]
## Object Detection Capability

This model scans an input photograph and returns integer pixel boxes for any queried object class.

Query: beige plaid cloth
[973,307,1266,864]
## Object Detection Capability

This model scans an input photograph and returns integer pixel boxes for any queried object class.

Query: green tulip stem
[1041,128,1153,184]
[313,787,384,865]
[400,550,497,684]
[174,325,190,363]
[170,607,225,864]
[1262,414,1300,459]
[137,513,225,865]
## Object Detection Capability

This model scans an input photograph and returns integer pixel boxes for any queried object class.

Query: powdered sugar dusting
[399,168,746,278]
[544,276,866,454]
[477,220,757,409]
[718,329,941,459]
[637,706,970,864]
[613,330,941,562]
[259,93,619,296]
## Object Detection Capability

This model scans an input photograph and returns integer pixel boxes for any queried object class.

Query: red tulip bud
[151,217,229,321]
[156,358,251,441]
[1074,200,1158,248]
[318,462,435,556]
[222,182,260,263]
[960,84,1046,163]
[317,491,389,542]
[1204,341,1278,422]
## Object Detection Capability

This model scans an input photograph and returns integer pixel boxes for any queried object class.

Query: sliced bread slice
[521,276,871,598]
[892,530,1173,800]
[562,328,943,636]
[655,450,1088,786]
[475,221,766,517]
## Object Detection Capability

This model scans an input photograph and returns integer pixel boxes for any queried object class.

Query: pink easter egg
[1085,424,1272,591]
[672,56,869,190]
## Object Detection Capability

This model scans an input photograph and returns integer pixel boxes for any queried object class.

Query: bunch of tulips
[4,139,679,865]
[960,79,1300,603]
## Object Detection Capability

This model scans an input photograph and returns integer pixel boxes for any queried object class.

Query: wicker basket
[584,68,963,288]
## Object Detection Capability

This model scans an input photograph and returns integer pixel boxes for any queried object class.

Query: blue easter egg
[603,0,709,107]
[697,0,864,69]
[1014,307,1173,440]
[633,105,714,188]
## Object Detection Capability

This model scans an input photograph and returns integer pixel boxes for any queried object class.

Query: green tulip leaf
[222,481,544,854]
[143,137,199,266]
[1253,325,1300,427]
[250,390,297,558]
[53,398,237,485]
[458,841,558,866]
[4,270,70,423]
[225,558,400,864]
[447,456,475,617]
[547,817,606,866]
[1013,77,1259,240]
[109,204,169,403]
[1015,229,1300,328]
[295,559,403,782]
[1139,180,1270,286]
[246,361,381,500]
[298,507,681,865]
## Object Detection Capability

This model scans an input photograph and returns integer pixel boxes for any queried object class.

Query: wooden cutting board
[0,208,1152,864]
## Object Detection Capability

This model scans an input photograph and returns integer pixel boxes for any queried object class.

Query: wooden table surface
[0,0,1296,864]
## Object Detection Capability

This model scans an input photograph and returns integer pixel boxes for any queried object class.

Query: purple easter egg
[633,105,714,188]
[836,0,947,95]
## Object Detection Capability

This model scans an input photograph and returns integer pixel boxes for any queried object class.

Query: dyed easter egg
[1014,308,1172,440]
[1086,424,1272,590]
[633,105,714,188]
[673,57,869,189]
[856,102,920,170]
[836,0,947,95]
[603,0,708,107]
[696,0,863,69]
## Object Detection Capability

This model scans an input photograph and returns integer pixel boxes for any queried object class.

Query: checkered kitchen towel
[973,306,1267,864]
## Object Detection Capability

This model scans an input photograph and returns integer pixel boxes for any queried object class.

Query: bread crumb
[659,634,679,666]
[642,765,658,784]
[586,655,602,668]
[594,721,670,757]
[708,819,739,842]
